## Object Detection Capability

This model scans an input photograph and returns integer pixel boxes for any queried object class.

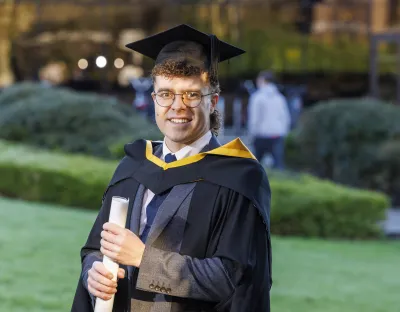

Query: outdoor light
[78,58,88,70]
[96,56,107,68]
[114,58,124,69]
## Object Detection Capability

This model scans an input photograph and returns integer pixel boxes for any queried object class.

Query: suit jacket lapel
[129,144,162,235]
[142,135,219,246]
[145,183,196,247]
[129,183,146,235]
[153,143,163,158]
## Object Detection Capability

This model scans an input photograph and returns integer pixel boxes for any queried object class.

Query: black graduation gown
[71,138,272,312]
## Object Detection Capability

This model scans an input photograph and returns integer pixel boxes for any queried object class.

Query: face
[256,77,266,89]
[152,75,218,152]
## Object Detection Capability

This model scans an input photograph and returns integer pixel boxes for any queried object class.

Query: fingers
[89,278,117,295]
[117,268,125,279]
[87,283,115,301]
[101,230,119,244]
[93,261,114,279]
[87,262,119,300]
[103,222,124,234]
[100,246,118,261]
[90,262,116,286]
[101,238,120,253]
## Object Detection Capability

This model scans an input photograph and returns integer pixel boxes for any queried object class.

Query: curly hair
[151,59,222,136]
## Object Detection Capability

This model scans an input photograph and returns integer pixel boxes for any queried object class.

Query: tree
[0,0,17,87]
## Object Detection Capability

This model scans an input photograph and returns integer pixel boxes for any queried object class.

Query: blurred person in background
[247,71,291,170]
[71,24,272,312]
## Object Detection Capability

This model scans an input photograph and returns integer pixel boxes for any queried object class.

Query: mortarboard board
[125,24,245,80]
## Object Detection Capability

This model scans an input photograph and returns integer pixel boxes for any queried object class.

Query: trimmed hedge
[0,141,389,239]
[0,140,113,209]
[267,170,388,239]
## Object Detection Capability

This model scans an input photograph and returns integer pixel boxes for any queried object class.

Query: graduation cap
[125,24,245,80]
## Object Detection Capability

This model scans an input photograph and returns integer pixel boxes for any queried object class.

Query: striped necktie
[140,153,177,242]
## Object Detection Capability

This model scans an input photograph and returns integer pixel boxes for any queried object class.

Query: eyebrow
[155,88,202,93]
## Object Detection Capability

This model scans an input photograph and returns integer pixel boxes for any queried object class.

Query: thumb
[117,268,125,279]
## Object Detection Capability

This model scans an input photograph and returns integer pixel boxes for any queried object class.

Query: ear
[210,94,219,113]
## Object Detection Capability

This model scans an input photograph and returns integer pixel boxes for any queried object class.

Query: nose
[170,94,186,110]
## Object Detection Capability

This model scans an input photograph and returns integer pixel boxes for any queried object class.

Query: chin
[166,133,191,144]
[167,128,201,143]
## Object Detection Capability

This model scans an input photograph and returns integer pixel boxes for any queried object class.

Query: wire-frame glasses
[152,90,215,108]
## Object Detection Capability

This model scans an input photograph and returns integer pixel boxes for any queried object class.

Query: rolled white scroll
[94,196,129,312]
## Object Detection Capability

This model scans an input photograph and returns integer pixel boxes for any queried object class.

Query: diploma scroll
[94,196,129,312]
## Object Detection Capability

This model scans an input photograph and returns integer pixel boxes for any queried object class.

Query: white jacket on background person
[247,83,291,138]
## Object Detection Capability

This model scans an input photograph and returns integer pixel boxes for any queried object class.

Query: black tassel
[209,34,220,80]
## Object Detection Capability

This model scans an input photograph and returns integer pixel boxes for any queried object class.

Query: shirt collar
[162,131,212,161]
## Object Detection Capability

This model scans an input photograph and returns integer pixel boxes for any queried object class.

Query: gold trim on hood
[145,138,256,170]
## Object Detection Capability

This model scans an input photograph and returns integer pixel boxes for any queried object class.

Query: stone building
[0,0,399,87]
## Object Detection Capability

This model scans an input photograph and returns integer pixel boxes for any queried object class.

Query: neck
[165,130,209,153]
[164,140,185,153]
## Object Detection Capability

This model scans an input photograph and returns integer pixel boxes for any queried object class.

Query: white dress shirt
[139,131,212,235]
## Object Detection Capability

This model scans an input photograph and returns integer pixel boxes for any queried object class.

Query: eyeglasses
[152,91,215,108]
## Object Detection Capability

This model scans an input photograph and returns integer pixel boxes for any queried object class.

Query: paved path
[383,209,400,237]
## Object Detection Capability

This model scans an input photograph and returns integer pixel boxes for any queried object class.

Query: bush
[0,82,49,108]
[0,84,161,159]
[267,170,388,239]
[0,140,389,239]
[287,98,400,191]
[369,140,400,206]
[0,140,115,209]
[284,132,309,170]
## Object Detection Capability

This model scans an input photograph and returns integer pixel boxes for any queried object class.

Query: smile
[169,118,191,124]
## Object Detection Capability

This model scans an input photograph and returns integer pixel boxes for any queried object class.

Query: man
[71,24,272,312]
[247,71,291,170]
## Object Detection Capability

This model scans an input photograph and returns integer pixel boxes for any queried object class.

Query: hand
[87,261,125,301]
[100,222,145,267]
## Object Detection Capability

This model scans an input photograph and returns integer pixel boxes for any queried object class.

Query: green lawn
[0,197,399,312]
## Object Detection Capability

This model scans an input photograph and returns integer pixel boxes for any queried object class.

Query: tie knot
[164,153,177,163]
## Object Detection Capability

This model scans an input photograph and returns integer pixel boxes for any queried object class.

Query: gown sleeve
[71,168,133,312]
